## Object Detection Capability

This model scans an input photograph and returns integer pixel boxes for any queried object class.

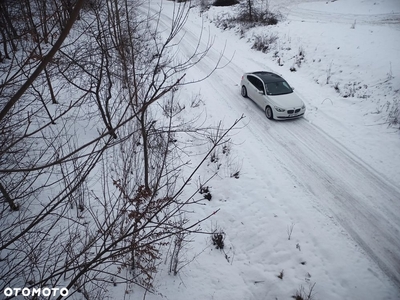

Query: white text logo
[4,287,69,297]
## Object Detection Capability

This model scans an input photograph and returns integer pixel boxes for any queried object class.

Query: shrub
[258,10,280,25]
[200,0,211,12]
[230,171,240,179]
[237,4,281,26]
[251,33,278,53]
[214,14,237,31]
[292,283,316,300]
[204,192,212,200]
[212,231,225,249]
[295,46,305,67]
[199,185,212,201]
[213,1,281,32]
[388,98,400,128]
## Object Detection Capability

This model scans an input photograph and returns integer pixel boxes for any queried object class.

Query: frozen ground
[118,0,400,299]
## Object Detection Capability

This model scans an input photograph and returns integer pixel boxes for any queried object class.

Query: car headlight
[274,106,285,112]
[301,104,306,109]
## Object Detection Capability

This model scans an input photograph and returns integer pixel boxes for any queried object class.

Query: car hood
[269,92,304,108]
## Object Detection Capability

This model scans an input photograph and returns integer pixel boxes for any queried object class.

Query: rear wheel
[241,86,247,98]
[265,106,273,120]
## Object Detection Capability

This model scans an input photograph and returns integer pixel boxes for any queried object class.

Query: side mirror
[258,90,264,95]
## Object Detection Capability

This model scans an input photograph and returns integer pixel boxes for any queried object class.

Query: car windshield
[265,81,293,95]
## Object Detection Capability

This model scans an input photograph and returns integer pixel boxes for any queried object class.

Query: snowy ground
[119,0,400,299]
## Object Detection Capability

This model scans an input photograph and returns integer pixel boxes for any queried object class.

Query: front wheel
[265,106,273,120]
[241,86,248,98]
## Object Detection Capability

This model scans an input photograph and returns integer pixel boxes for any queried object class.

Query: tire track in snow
[267,120,400,287]
[284,5,400,27]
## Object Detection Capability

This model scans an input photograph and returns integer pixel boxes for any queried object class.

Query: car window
[247,75,264,93]
[265,81,293,95]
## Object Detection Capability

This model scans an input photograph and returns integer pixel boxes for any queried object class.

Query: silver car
[240,71,306,120]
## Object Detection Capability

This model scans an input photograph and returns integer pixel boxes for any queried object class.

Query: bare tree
[0,0,243,298]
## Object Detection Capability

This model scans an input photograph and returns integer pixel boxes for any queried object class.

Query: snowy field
[115,0,400,299]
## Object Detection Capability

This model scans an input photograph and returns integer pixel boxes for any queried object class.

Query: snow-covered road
[284,5,400,26]
[147,0,400,297]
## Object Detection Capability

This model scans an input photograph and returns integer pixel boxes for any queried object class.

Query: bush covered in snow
[251,33,278,53]
[236,2,281,26]
[388,98,400,128]
[212,0,281,32]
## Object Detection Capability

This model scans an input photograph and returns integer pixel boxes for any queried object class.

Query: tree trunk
[0,182,19,211]
[0,0,85,123]
[140,111,150,193]
[248,0,253,21]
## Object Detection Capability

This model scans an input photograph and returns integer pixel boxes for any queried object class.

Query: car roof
[248,71,285,84]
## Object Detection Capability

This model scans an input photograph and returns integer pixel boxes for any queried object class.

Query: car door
[247,75,265,108]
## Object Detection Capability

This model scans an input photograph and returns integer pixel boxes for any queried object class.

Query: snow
[124,0,400,299]
[2,0,400,299]
[297,0,400,15]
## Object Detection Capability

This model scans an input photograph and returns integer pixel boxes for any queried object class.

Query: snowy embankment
[122,0,400,299]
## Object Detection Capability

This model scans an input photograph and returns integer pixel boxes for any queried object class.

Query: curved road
[148,0,400,289]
